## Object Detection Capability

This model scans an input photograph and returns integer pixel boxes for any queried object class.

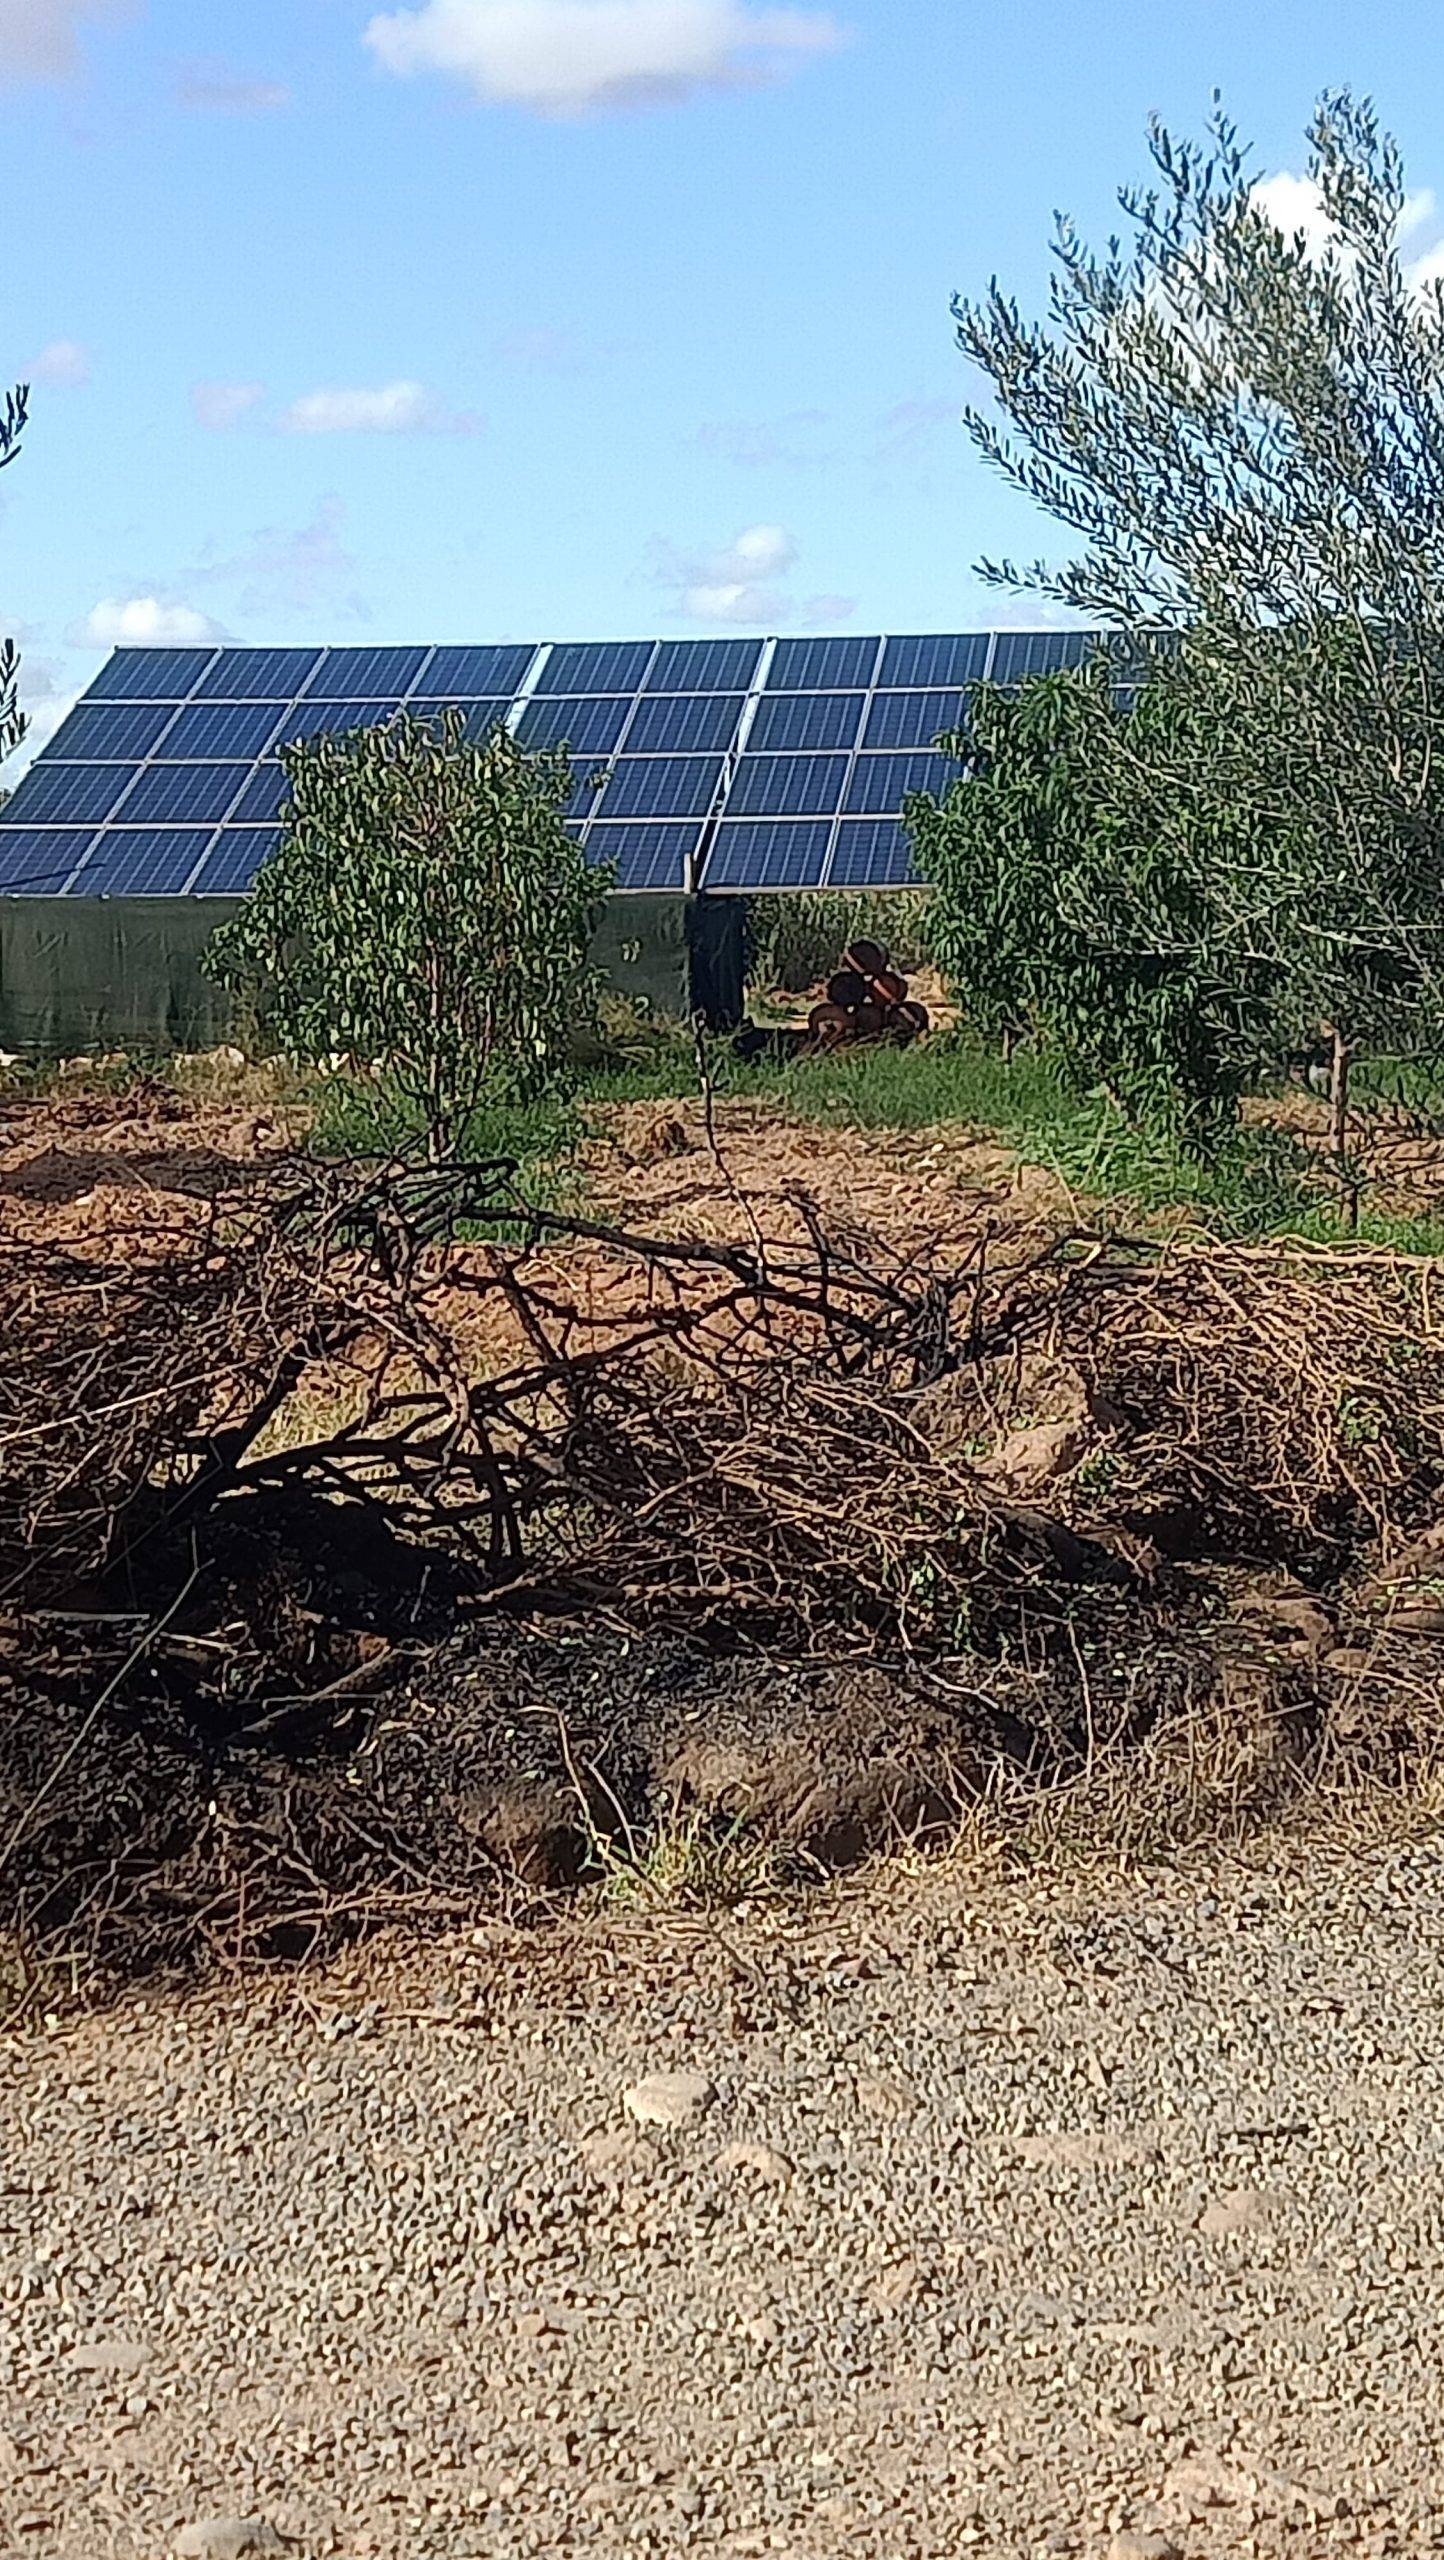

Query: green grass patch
[309,1072,583,1211]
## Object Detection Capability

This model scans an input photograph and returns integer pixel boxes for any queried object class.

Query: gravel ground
[5,1833,1444,2560]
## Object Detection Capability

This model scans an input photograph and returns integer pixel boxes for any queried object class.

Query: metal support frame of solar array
[0,630,1103,898]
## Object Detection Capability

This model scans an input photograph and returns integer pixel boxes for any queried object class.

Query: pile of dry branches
[6,1152,1444,1998]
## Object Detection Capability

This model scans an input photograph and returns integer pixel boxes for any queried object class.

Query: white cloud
[191,381,265,430]
[0,0,131,83]
[178,64,292,113]
[363,0,845,117]
[280,379,482,435]
[1253,169,1444,297]
[81,596,224,648]
[653,521,854,626]
[31,338,89,387]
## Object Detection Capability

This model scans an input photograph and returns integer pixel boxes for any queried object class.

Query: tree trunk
[1328,1022,1356,1230]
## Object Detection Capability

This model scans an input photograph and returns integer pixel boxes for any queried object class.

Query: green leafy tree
[910,663,1279,1142]
[948,89,1444,1138]
[206,710,612,1162]
[0,375,29,766]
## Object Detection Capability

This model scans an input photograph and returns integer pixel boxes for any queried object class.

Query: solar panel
[707,821,832,889]
[829,817,919,887]
[592,756,724,821]
[645,638,762,694]
[878,634,991,688]
[725,754,850,819]
[73,828,217,896]
[587,822,700,891]
[11,630,1104,897]
[625,693,746,755]
[766,636,877,692]
[189,828,282,895]
[85,648,218,702]
[121,763,248,824]
[275,698,404,742]
[0,828,96,892]
[195,647,324,701]
[303,646,429,699]
[420,644,533,698]
[3,762,137,824]
[845,750,959,814]
[747,692,865,755]
[515,695,633,755]
[862,689,969,751]
[45,701,180,762]
[990,630,1096,681]
[539,641,653,696]
[411,699,510,743]
[159,701,287,761]
[231,766,289,823]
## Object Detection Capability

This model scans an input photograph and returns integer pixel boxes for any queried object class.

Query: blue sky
[3,0,1443,768]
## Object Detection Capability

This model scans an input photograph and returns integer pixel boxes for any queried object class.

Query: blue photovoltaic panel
[645,638,762,695]
[587,823,699,891]
[746,692,865,755]
[416,644,533,698]
[830,818,919,887]
[593,756,723,821]
[43,701,178,762]
[304,646,429,700]
[0,828,96,892]
[195,648,324,702]
[565,756,609,819]
[159,700,287,761]
[625,693,746,756]
[189,829,282,895]
[3,762,136,825]
[275,698,403,742]
[878,634,991,689]
[85,648,218,702]
[71,828,218,896]
[539,641,653,696]
[725,753,850,818]
[707,821,832,889]
[121,762,248,823]
[412,699,509,743]
[990,630,1096,681]
[515,695,633,755]
[766,636,877,692]
[231,766,290,823]
[862,689,969,751]
[846,750,959,814]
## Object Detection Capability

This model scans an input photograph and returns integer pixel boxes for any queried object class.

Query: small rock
[175,2520,284,2560]
[716,2139,791,2186]
[67,2338,151,2377]
[1109,2535,1181,2560]
[869,2257,920,2310]
[623,2070,715,2130]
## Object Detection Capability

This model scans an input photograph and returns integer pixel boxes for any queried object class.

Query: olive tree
[948,90,1444,1138]
[205,710,611,1162]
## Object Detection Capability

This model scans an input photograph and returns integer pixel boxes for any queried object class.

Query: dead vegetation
[3,1085,1444,2011]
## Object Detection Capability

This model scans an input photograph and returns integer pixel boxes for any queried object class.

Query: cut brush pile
[3,1154,1444,2005]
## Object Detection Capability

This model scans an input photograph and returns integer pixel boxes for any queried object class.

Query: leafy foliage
[948,87,1444,1121]
[909,663,1279,1140]
[205,711,611,1161]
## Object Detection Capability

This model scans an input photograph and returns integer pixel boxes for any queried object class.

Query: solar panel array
[0,630,1106,897]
